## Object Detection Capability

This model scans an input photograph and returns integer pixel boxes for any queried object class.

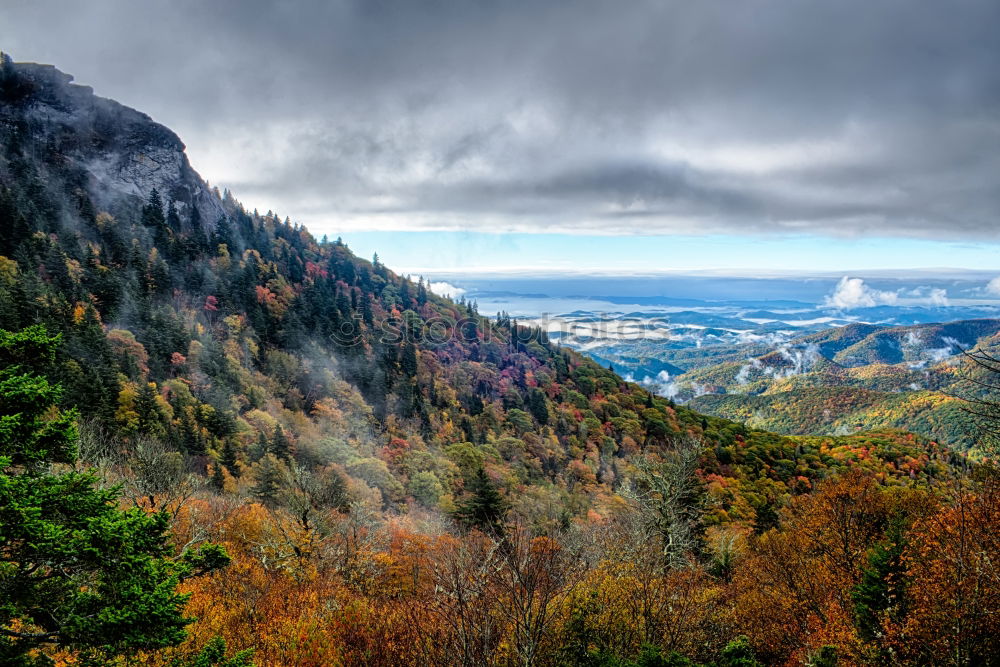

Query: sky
[2,0,1000,275]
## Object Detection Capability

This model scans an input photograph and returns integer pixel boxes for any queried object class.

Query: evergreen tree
[211,461,226,491]
[417,278,428,305]
[179,412,205,455]
[135,381,164,436]
[142,188,166,230]
[220,439,239,477]
[269,425,292,460]
[454,466,509,536]
[400,341,418,378]
[167,201,181,231]
[0,326,230,663]
[527,387,550,425]
[399,278,411,308]
[717,636,763,667]
[0,325,77,467]
[251,430,269,462]
[852,519,908,643]
[189,205,204,246]
[252,454,286,506]
[361,294,374,326]
[170,636,254,667]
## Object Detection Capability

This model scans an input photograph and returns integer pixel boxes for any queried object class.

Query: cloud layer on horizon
[2,0,999,239]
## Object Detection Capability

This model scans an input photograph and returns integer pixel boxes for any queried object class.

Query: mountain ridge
[0,54,959,522]
[0,54,991,667]
[0,54,225,228]
[680,319,1000,450]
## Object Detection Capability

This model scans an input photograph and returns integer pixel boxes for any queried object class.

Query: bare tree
[76,419,200,518]
[959,346,1000,455]
[319,500,389,590]
[493,526,581,667]
[621,436,705,570]
[419,532,505,667]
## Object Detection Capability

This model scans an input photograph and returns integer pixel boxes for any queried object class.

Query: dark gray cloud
[2,0,999,238]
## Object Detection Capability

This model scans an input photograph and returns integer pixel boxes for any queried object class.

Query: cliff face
[0,57,225,225]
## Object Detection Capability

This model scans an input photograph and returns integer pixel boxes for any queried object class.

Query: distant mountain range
[443,279,1000,452]
[536,308,1000,452]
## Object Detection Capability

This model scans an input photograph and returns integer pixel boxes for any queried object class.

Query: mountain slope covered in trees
[2,56,996,666]
[672,321,1000,451]
[0,55,960,530]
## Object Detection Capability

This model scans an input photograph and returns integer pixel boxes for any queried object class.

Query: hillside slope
[0,55,963,527]
[681,321,1000,451]
[2,55,991,667]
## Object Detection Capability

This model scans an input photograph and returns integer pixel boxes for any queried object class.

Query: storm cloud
[2,0,999,238]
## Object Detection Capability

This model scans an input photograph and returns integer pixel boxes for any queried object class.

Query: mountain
[2,53,956,522]
[0,58,224,226]
[680,320,1000,451]
[0,56,984,666]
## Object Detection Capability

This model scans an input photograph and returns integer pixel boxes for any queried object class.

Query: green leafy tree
[408,470,444,508]
[0,326,230,664]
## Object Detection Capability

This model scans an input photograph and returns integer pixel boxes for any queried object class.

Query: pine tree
[269,425,292,460]
[179,412,205,455]
[142,188,166,229]
[135,381,164,436]
[417,278,428,305]
[166,201,181,230]
[852,520,908,643]
[454,466,510,536]
[527,387,549,425]
[189,205,204,246]
[252,454,286,506]
[170,636,254,667]
[400,342,418,378]
[0,325,77,466]
[211,461,226,491]
[717,636,763,667]
[361,294,374,326]
[0,326,231,662]
[251,430,269,462]
[400,278,411,308]
[220,439,239,477]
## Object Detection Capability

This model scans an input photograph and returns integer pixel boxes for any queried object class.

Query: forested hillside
[3,56,999,666]
[678,321,1000,452]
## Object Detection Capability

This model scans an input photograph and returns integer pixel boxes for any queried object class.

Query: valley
[1,47,998,667]
[446,277,1000,452]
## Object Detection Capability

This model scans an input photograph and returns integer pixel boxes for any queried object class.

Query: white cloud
[823,277,898,310]
[428,281,466,299]
[6,1,999,241]
[902,285,950,306]
[927,288,949,307]
[986,277,1000,295]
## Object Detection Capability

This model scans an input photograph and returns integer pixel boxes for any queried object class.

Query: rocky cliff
[0,55,225,225]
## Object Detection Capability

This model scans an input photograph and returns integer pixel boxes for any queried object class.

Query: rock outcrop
[0,56,225,225]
